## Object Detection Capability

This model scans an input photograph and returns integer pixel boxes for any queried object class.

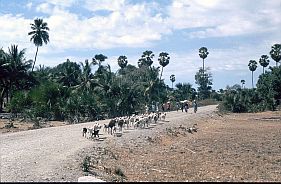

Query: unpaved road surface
[1,105,280,182]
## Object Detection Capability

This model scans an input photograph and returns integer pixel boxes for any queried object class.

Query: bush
[82,156,91,172]
[198,98,219,107]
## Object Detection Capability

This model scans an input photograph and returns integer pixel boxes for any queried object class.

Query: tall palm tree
[158,52,170,81]
[138,50,154,68]
[269,44,281,66]
[259,55,270,74]
[28,18,50,72]
[117,55,128,69]
[240,79,245,89]
[199,47,209,77]
[170,74,175,89]
[248,60,257,88]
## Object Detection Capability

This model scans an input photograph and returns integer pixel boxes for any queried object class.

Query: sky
[0,0,280,90]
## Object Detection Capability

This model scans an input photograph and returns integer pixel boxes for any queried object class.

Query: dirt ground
[1,109,280,182]
[0,119,67,134]
[80,110,281,182]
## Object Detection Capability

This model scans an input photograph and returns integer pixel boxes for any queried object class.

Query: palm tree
[28,18,50,72]
[3,45,32,106]
[199,47,209,77]
[158,52,170,81]
[170,74,175,89]
[269,44,281,66]
[73,59,96,94]
[92,54,108,68]
[138,50,154,68]
[259,55,270,74]
[248,60,257,88]
[117,55,128,69]
[240,79,245,89]
[54,59,81,87]
[0,48,9,112]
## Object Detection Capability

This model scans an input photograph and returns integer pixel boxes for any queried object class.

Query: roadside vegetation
[0,18,280,124]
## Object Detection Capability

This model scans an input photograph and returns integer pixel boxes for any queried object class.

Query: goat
[161,113,166,121]
[82,127,87,137]
[117,117,125,132]
[107,119,117,135]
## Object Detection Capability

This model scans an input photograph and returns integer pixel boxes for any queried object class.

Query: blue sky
[1,0,280,90]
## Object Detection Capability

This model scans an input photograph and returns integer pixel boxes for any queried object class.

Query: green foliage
[8,91,31,113]
[82,156,91,172]
[114,167,125,177]
[173,82,196,101]
[219,65,281,114]
[270,44,281,66]
[195,67,213,99]
[198,98,219,107]
[117,55,128,69]
[256,66,281,111]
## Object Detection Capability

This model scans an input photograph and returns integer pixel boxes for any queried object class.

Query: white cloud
[168,0,281,38]
[36,3,53,14]
[0,14,31,48]
[83,0,125,12]
[26,2,33,9]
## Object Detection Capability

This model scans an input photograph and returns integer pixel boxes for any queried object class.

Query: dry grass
[83,110,281,182]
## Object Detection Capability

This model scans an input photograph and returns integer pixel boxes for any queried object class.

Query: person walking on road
[193,100,198,113]
[184,103,189,113]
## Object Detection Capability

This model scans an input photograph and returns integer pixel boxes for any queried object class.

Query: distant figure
[167,103,171,111]
[184,103,189,113]
[145,105,149,113]
[181,103,184,112]
[162,104,165,112]
[176,102,179,112]
[151,104,155,113]
[193,100,198,113]
[156,102,159,112]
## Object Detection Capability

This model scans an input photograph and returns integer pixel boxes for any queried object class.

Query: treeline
[1,45,210,122]
[219,44,281,113]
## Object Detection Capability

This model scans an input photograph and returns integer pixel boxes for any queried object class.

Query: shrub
[82,156,91,172]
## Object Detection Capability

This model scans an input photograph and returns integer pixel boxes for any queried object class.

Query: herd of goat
[82,112,167,139]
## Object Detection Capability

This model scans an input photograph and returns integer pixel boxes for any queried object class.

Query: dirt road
[0,105,213,182]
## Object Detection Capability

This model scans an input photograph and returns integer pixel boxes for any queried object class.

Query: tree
[92,54,108,69]
[199,47,209,77]
[170,74,175,89]
[175,82,195,100]
[195,67,213,99]
[52,59,81,87]
[28,18,50,72]
[241,79,245,89]
[248,60,258,88]
[269,44,281,66]
[74,59,96,94]
[117,55,128,69]
[256,65,281,110]
[158,52,170,81]
[0,48,9,112]
[138,50,154,68]
[259,55,270,74]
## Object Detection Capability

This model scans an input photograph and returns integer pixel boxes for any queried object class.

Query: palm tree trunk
[252,71,254,88]
[263,67,265,74]
[160,66,164,81]
[203,59,205,78]
[32,46,39,72]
